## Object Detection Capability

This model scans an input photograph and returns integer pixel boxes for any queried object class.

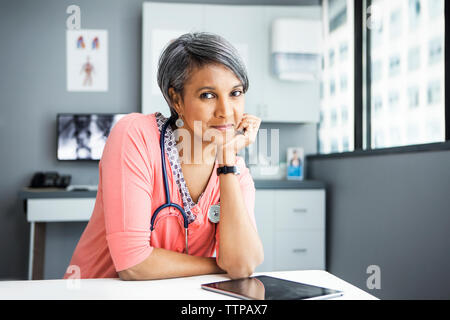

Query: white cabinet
[274,190,325,230]
[142,2,205,117]
[258,6,321,123]
[203,5,265,119]
[254,189,325,272]
[274,230,325,271]
[142,3,321,123]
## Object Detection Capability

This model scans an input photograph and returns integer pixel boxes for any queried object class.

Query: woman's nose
[214,97,234,119]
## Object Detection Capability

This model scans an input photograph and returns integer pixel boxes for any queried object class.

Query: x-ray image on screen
[57,113,126,160]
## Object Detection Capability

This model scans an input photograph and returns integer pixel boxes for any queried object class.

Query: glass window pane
[329,48,335,67]
[389,8,402,39]
[369,0,445,149]
[339,42,349,61]
[408,46,421,71]
[329,0,348,33]
[408,0,421,30]
[318,0,355,154]
[429,0,444,19]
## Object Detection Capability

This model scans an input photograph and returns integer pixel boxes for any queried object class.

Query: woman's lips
[211,124,233,131]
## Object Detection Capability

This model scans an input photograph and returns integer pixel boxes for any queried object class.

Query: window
[339,42,349,61]
[318,0,355,154]
[329,48,335,67]
[389,8,402,39]
[429,36,443,65]
[427,80,442,105]
[367,0,445,149]
[429,0,444,19]
[340,74,348,91]
[388,55,401,77]
[373,95,382,113]
[329,0,348,33]
[407,86,420,109]
[316,0,447,156]
[408,0,421,30]
[408,47,421,71]
[371,59,382,82]
[330,78,336,96]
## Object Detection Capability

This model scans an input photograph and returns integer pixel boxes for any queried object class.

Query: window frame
[311,0,449,160]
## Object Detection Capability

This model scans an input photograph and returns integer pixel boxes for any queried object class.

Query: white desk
[19,188,97,280]
[0,270,377,300]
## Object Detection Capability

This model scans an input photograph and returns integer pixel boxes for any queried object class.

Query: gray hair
[157,32,249,118]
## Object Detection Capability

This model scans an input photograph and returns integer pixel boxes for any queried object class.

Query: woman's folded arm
[118,247,225,281]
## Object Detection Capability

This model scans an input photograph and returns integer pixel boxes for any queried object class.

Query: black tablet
[201,275,344,300]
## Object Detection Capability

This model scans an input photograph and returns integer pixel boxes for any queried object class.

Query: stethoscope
[150,116,221,255]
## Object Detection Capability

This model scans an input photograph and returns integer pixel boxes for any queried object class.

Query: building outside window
[369,0,445,149]
[318,0,445,154]
[318,0,355,154]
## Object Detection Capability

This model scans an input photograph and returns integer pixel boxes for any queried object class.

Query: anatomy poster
[66,29,108,92]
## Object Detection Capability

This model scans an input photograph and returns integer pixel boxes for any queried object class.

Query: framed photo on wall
[287,147,304,180]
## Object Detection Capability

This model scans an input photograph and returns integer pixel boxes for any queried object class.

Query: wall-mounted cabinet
[142,3,321,123]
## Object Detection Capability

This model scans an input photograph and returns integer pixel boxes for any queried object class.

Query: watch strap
[217,165,240,176]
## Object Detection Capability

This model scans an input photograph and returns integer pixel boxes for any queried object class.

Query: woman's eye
[200,92,215,99]
[232,90,243,97]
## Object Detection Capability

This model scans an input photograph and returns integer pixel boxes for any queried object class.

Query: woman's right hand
[216,113,261,165]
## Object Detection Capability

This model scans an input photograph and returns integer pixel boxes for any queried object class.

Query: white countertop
[0,270,377,300]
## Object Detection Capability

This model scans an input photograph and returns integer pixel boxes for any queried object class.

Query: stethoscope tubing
[150,117,189,254]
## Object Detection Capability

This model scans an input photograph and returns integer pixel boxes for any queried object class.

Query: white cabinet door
[274,189,325,230]
[254,190,275,272]
[274,230,325,271]
[203,5,264,117]
[254,188,325,272]
[142,2,206,116]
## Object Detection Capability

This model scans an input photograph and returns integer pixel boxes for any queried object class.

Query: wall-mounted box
[271,18,323,81]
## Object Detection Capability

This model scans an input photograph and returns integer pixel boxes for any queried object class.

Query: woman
[63,32,264,281]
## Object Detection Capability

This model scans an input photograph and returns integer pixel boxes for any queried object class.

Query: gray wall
[0,0,318,280]
[307,150,450,299]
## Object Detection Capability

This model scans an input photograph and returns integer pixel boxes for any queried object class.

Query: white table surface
[0,270,377,300]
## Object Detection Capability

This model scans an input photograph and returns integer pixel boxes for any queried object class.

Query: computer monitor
[57,113,126,161]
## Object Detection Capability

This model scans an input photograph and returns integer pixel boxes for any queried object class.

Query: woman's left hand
[217,113,261,165]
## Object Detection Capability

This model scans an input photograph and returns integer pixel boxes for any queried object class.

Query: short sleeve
[214,157,257,262]
[100,114,155,272]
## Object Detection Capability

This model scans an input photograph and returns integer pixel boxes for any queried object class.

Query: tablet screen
[201,275,343,300]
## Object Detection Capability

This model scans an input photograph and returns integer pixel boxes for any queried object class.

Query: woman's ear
[168,87,183,115]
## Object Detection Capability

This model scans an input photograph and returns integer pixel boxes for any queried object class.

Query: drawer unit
[274,190,325,230]
[254,188,326,273]
[274,230,325,271]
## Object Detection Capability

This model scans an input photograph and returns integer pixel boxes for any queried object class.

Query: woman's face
[170,63,245,147]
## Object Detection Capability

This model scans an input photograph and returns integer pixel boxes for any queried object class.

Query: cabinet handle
[292,208,308,213]
[292,248,308,253]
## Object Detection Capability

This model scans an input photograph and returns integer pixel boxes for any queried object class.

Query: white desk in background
[0,270,377,300]
[19,188,97,280]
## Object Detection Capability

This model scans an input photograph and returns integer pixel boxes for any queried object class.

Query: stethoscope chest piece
[208,204,220,224]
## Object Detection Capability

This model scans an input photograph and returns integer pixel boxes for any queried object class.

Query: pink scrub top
[63,113,257,279]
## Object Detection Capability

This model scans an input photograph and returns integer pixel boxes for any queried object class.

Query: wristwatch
[217,165,240,176]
